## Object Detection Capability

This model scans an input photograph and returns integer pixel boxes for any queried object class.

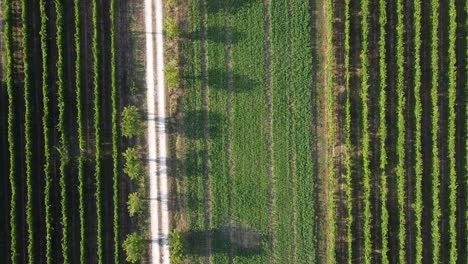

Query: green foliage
[447,0,457,262]
[413,0,423,263]
[378,0,389,262]
[22,0,35,262]
[430,0,441,262]
[395,1,407,262]
[360,0,372,262]
[127,192,144,217]
[5,0,19,262]
[164,60,180,88]
[165,17,180,39]
[110,0,120,262]
[73,0,86,262]
[123,233,146,263]
[122,106,145,137]
[168,231,186,263]
[91,0,104,261]
[123,148,145,181]
[55,0,71,262]
[40,0,53,262]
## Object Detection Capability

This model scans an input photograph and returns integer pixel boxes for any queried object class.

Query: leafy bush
[123,148,145,181]
[122,106,144,137]
[168,230,186,263]
[165,17,180,39]
[127,192,144,217]
[164,60,180,89]
[123,233,145,263]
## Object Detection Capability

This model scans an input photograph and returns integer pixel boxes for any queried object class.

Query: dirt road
[145,0,169,262]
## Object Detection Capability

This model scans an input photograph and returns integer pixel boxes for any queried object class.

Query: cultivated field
[170,0,468,263]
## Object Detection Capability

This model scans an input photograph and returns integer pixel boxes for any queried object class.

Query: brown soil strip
[199,0,212,261]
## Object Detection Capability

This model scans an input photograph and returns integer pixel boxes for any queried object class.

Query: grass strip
[270,0,293,262]
[205,0,230,262]
[344,0,352,263]
[184,1,206,263]
[326,0,336,261]
[289,0,315,262]
[229,0,269,262]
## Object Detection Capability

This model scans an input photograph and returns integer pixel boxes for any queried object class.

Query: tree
[121,105,144,137]
[165,17,180,39]
[164,60,179,89]
[169,230,186,263]
[123,233,146,263]
[127,192,144,217]
[123,148,145,181]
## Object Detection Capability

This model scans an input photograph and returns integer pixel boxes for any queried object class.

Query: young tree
[168,230,186,263]
[123,148,145,181]
[127,192,144,217]
[122,233,145,263]
[164,60,179,89]
[121,105,144,137]
[165,17,180,39]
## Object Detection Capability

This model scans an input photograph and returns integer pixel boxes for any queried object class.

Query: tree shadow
[183,225,267,257]
[205,0,255,15]
[182,25,245,44]
[183,68,258,93]
[168,109,227,139]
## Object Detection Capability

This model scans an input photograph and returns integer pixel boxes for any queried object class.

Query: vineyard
[0,0,139,263]
[4,0,468,263]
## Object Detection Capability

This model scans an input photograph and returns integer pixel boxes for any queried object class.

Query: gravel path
[145,0,169,262]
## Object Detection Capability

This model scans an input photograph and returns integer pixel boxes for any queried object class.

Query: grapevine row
[92,0,104,261]
[5,0,19,262]
[74,0,86,262]
[395,0,406,262]
[55,0,70,262]
[21,0,34,261]
[360,0,371,262]
[430,0,441,262]
[378,0,388,263]
[39,0,53,262]
[413,0,423,263]
[110,0,120,262]
[447,0,457,262]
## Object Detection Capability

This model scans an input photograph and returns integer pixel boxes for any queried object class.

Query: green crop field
[3,0,468,263]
